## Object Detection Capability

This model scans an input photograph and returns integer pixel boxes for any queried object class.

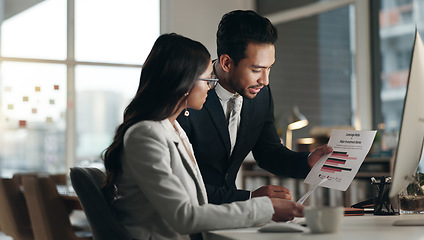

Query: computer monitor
[389,30,424,199]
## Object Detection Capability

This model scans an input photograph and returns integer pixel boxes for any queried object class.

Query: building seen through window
[378,0,424,156]
[0,0,159,176]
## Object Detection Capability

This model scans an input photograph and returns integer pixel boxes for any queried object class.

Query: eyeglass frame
[198,78,218,89]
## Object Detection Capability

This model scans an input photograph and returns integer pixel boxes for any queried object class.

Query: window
[75,65,140,163]
[255,0,370,206]
[257,0,369,150]
[0,0,160,177]
[269,6,354,129]
[374,0,424,156]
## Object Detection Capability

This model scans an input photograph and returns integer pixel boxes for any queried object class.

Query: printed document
[304,129,377,191]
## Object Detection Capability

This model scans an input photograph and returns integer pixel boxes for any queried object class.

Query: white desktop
[207,215,424,240]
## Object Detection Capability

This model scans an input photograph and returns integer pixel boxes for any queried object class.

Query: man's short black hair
[216,10,278,65]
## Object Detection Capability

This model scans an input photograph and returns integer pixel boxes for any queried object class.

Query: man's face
[228,43,275,99]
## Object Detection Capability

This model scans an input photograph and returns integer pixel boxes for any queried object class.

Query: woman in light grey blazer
[102,33,304,240]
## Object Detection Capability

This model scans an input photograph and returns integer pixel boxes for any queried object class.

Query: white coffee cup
[304,206,344,233]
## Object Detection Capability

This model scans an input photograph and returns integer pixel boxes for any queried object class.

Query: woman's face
[186,60,214,110]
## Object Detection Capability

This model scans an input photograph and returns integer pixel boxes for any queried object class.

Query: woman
[103,33,304,240]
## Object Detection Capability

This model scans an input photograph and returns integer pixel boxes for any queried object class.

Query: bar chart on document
[304,129,376,191]
[321,151,356,174]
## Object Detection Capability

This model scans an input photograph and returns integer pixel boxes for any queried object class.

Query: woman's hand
[270,198,304,222]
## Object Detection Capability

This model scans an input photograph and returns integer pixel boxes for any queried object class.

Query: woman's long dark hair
[102,33,210,197]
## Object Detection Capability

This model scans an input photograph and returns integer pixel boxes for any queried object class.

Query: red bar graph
[321,151,355,173]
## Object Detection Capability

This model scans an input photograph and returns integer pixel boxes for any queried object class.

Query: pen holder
[372,177,398,215]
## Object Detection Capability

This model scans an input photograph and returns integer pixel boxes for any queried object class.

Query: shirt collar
[215,82,235,102]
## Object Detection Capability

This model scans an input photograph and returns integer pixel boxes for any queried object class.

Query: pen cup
[372,177,398,215]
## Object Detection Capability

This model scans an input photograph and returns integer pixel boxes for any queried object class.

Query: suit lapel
[204,90,231,154]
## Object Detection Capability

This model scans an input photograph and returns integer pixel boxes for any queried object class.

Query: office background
[0,0,421,196]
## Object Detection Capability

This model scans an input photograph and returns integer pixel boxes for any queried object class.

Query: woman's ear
[219,54,233,73]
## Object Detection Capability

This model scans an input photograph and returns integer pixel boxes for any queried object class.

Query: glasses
[198,78,218,89]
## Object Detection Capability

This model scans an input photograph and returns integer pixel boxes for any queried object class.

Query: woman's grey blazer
[113,119,274,240]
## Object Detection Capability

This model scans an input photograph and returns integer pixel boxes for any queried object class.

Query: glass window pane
[258,5,354,150]
[379,0,420,131]
[0,62,67,177]
[378,0,424,162]
[1,0,67,60]
[75,0,160,64]
[75,65,140,165]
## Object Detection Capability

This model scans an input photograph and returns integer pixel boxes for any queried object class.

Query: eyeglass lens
[207,80,217,88]
[199,79,218,89]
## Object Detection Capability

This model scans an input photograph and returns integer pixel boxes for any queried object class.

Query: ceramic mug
[304,206,344,233]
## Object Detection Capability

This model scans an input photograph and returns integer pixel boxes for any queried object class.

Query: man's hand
[270,198,304,222]
[251,185,292,200]
[307,144,333,168]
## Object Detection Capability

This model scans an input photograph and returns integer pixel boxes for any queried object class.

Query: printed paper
[304,129,377,191]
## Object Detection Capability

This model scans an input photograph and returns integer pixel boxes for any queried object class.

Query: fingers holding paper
[251,185,293,200]
[270,199,304,222]
[307,144,333,168]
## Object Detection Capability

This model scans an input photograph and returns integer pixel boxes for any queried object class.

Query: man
[177,10,332,204]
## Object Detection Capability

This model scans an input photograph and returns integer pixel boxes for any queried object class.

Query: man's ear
[219,54,233,73]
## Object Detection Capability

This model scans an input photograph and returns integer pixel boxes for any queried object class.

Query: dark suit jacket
[177,85,310,204]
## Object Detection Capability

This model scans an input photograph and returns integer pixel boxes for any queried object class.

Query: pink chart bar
[330,154,357,160]
[325,160,345,165]
[321,168,336,173]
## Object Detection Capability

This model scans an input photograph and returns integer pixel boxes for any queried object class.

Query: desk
[21,184,83,211]
[207,214,424,240]
[61,193,83,211]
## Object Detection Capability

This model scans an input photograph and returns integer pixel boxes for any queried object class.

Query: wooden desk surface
[207,214,424,240]
[61,193,83,211]
[55,185,83,211]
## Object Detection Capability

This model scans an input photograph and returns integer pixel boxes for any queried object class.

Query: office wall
[160,0,254,60]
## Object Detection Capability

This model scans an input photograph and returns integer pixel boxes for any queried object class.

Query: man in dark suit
[177,10,332,204]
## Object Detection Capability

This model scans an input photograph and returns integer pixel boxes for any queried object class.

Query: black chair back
[70,167,131,240]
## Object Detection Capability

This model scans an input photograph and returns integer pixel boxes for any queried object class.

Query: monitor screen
[389,30,424,198]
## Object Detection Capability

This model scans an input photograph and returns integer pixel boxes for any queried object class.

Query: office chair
[0,178,34,240]
[70,167,131,240]
[22,176,91,240]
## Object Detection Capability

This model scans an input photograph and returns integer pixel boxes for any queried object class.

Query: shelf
[363,157,393,163]
[356,172,390,178]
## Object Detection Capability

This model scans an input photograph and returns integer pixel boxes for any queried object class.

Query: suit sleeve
[205,184,251,204]
[252,87,311,179]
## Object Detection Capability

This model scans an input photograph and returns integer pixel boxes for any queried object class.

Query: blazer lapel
[204,90,231,154]
[165,120,207,205]
[174,141,207,205]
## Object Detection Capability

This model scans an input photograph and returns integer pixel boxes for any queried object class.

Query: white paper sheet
[297,178,328,204]
[304,129,377,191]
